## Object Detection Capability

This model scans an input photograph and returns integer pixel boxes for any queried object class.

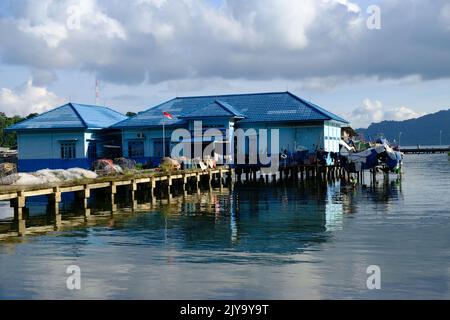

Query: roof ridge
[141,97,178,113]
[69,103,88,128]
[287,92,348,123]
[112,99,178,128]
[177,91,289,100]
[215,100,244,117]
[71,103,126,117]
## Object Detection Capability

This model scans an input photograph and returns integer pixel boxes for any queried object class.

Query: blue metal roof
[6,103,127,131]
[112,92,348,129]
[179,100,245,119]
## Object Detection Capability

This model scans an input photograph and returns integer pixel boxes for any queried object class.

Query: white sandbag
[67,168,98,179]
[0,173,20,185]
[4,168,99,186]
[13,173,43,186]
[34,169,61,183]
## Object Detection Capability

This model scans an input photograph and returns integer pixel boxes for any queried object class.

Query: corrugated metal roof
[6,103,127,131]
[112,92,348,129]
[179,100,245,119]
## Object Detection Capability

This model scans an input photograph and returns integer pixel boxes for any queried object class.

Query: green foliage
[126,111,137,117]
[160,161,172,173]
[135,163,143,170]
[0,112,41,148]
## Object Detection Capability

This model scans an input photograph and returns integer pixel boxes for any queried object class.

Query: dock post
[48,187,61,215]
[11,191,26,236]
[219,168,224,189]
[208,171,213,189]
[167,177,173,199]
[110,182,117,213]
[79,185,91,218]
[48,187,62,229]
[149,177,156,202]
[150,177,156,204]
[182,173,188,195]
[131,180,138,211]
[228,168,234,185]
[196,173,201,191]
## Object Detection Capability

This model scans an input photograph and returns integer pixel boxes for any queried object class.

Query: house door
[87,141,97,161]
[153,139,170,158]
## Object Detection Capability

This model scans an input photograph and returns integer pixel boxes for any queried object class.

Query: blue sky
[0,0,449,128]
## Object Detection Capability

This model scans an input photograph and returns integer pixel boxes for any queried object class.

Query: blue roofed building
[112,92,349,167]
[6,103,127,172]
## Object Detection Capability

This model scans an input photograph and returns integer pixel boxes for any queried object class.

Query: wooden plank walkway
[0,168,230,201]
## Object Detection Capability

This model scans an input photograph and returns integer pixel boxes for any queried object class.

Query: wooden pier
[0,168,235,237]
[0,164,371,237]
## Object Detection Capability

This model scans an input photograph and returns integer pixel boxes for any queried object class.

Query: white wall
[323,121,342,152]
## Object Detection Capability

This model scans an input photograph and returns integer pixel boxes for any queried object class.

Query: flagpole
[163,116,165,159]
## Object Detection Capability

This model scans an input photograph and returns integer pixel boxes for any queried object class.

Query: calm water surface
[0,154,449,299]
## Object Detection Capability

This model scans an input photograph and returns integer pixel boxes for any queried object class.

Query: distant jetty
[400,146,450,154]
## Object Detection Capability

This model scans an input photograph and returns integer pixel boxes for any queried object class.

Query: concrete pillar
[11,192,26,236]
[110,182,117,213]
[48,187,62,229]
[48,187,61,216]
[208,171,213,188]
[229,168,235,185]
[219,169,223,187]
[77,185,91,218]
[131,180,138,211]
[182,174,188,192]
[196,173,201,190]
[150,177,156,198]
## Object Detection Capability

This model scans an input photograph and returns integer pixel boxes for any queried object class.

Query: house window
[128,140,144,158]
[61,143,76,159]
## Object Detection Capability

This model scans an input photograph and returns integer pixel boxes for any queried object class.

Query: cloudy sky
[0,0,449,128]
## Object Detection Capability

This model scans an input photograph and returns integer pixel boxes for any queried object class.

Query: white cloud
[0,0,449,87]
[347,99,426,128]
[0,80,64,116]
[440,3,450,30]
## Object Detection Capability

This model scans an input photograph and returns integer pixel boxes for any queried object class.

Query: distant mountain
[357,109,450,146]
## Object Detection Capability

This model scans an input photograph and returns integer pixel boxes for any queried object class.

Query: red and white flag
[163,111,173,119]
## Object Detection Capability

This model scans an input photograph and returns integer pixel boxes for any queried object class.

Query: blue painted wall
[16,130,95,172]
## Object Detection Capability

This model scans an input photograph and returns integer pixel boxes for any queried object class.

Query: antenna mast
[95,79,100,105]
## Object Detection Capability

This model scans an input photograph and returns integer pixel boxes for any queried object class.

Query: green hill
[357,109,450,146]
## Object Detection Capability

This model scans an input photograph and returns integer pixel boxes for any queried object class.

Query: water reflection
[0,174,414,299]
[0,177,407,250]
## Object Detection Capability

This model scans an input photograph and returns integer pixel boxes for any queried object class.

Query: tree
[126,111,137,117]
[0,113,25,148]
